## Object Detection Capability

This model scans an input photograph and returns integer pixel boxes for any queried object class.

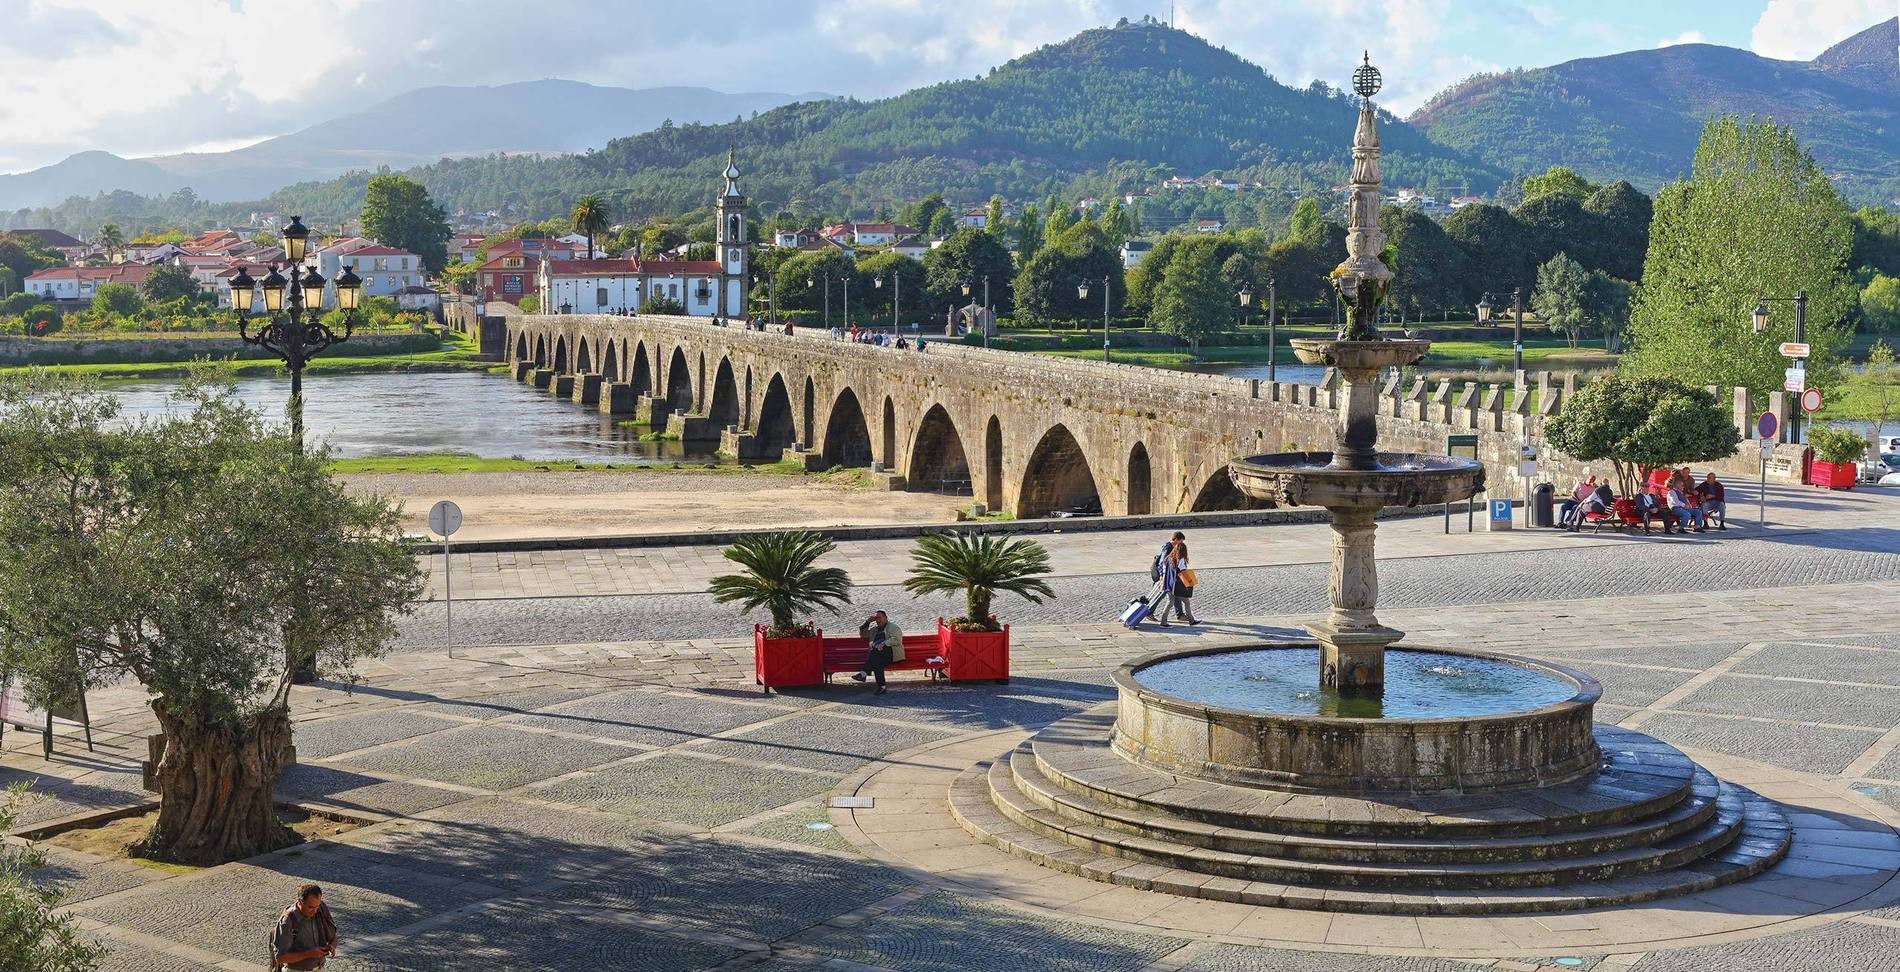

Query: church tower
[715,148,750,318]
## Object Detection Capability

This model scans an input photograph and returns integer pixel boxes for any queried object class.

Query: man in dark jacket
[1697,473,1727,530]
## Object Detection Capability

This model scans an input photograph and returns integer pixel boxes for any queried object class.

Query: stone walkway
[7,484,1900,970]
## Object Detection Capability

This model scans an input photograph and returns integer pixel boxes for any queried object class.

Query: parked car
[1862,454,1900,482]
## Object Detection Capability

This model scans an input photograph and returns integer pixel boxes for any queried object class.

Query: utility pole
[1267,274,1278,383]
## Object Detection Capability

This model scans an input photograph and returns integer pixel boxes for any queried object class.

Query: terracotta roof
[26,264,156,284]
[639,260,722,274]
[338,245,417,257]
[479,253,541,270]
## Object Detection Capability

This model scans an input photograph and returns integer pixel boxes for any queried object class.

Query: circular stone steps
[1031,710,1700,839]
[948,715,1792,914]
[1008,740,1723,864]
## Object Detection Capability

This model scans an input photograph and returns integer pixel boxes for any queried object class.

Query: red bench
[820,634,946,684]
[754,620,1009,692]
[1581,497,1679,535]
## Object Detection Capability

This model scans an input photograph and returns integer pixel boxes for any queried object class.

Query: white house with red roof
[24,264,155,301]
[317,240,424,300]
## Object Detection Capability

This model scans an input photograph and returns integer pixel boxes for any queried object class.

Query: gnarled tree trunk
[147,703,293,865]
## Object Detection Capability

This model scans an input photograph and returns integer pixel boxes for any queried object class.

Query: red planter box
[1809,460,1858,490]
[939,618,1010,683]
[754,624,823,692]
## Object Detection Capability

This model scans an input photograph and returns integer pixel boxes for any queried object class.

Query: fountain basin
[1110,645,1601,793]
[1289,338,1430,370]
[1229,451,1484,509]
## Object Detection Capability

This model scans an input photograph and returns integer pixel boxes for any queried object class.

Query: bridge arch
[802,376,817,449]
[665,347,693,412]
[755,373,797,455]
[823,388,874,468]
[881,397,897,467]
[552,334,569,372]
[698,352,708,412]
[630,341,652,397]
[513,330,528,362]
[983,416,1005,512]
[601,339,618,383]
[709,358,740,427]
[1189,467,1265,512]
[532,334,547,368]
[1127,443,1153,515]
[1019,423,1100,518]
[908,404,973,495]
[576,336,592,374]
[743,367,754,429]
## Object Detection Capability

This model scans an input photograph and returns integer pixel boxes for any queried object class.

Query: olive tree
[1544,375,1738,496]
[0,375,422,865]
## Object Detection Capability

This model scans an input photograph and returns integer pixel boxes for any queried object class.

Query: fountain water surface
[951,53,1792,915]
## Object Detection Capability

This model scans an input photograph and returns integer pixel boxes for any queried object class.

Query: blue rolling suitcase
[1120,595,1153,628]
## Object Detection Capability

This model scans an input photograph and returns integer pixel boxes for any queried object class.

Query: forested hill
[256,21,1501,225]
[1410,17,1899,204]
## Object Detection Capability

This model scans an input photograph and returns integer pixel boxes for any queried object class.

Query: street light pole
[1101,274,1111,363]
[1267,275,1278,384]
[1753,290,1811,445]
[1512,286,1524,374]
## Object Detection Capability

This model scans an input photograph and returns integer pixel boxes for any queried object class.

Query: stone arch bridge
[504,314,1769,518]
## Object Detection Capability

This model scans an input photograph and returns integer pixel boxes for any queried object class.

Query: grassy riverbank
[0,331,497,380]
[1023,324,1617,373]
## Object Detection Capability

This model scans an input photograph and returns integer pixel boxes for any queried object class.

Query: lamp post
[1238,285,1255,369]
[875,272,902,334]
[1267,275,1279,382]
[1077,276,1110,363]
[1753,290,1808,444]
[228,215,361,455]
[1475,289,1525,371]
[808,275,831,328]
[962,276,991,348]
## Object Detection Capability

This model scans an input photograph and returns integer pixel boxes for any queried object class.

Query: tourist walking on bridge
[1152,533,1198,627]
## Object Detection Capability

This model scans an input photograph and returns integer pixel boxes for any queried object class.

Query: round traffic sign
[428,500,463,538]
[1800,388,1824,414]
[1755,411,1778,440]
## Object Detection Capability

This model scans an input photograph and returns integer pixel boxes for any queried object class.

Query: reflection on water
[100,372,718,463]
[1136,647,1579,719]
[1189,362,1329,385]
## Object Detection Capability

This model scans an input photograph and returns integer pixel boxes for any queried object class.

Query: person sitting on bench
[1569,480,1614,531]
[1558,471,1597,527]
[851,610,904,695]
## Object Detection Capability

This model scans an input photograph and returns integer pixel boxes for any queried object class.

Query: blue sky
[0,0,1889,174]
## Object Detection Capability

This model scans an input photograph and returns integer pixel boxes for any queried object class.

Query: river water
[101,372,715,462]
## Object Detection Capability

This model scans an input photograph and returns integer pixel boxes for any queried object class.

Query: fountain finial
[1333,53,1392,341]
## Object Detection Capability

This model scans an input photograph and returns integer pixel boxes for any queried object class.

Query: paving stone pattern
[1635,711,1882,776]
[534,754,841,828]
[502,689,796,745]
[292,710,466,760]
[395,533,1900,648]
[1626,918,1900,972]
[693,713,962,773]
[337,723,633,790]
[793,890,1187,972]
[1182,944,1498,971]
[335,901,753,972]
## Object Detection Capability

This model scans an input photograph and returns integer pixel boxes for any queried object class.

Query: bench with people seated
[820,633,947,683]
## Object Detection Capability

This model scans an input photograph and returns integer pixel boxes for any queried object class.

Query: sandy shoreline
[340,470,966,541]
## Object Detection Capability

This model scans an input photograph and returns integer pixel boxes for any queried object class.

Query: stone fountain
[950,54,1792,914]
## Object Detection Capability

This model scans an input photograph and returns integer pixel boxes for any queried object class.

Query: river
[100,372,716,462]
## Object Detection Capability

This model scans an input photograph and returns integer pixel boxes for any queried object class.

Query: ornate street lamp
[229,216,360,454]
[1078,275,1110,362]
[1752,291,1809,443]
[1476,294,1492,324]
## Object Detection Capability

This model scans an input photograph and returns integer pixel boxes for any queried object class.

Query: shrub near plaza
[1545,374,1738,496]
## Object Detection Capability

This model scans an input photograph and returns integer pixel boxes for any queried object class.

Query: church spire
[722,146,741,198]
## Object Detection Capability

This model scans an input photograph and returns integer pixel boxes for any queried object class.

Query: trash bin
[1532,482,1555,528]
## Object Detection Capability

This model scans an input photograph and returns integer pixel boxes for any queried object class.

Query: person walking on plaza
[271,884,337,971]
[1697,472,1727,530]
[1153,533,1199,627]
[851,610,904,694]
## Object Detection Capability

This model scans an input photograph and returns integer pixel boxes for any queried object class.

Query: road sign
[1759,438,1776,458]
[1779,342,1811,358]
[428,500,463,538]
[1801,387,1824,413]
[1784,375,1805,393]
[1756,411,1779,440]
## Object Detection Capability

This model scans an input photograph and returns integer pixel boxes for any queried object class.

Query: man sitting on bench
[850,610,904,695]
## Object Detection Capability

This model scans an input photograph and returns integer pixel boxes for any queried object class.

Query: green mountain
[1410,17,1899,203]
[255,20,1501,226]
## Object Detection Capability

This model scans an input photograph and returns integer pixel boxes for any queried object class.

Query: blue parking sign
[1490,499,1512,521]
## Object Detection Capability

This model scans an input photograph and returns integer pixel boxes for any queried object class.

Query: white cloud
[1656,30,1707,48]
[1751,0,1892,60]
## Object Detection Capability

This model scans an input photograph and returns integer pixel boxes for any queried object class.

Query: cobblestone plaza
[7,480,1900,970]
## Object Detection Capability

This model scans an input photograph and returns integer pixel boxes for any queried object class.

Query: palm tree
[709,531,853,636]
[97,222,125,263]
[903,533,1054,630]
[571,195,610,260]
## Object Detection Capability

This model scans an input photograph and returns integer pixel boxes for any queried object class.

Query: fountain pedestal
[1312,505,1399,694]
